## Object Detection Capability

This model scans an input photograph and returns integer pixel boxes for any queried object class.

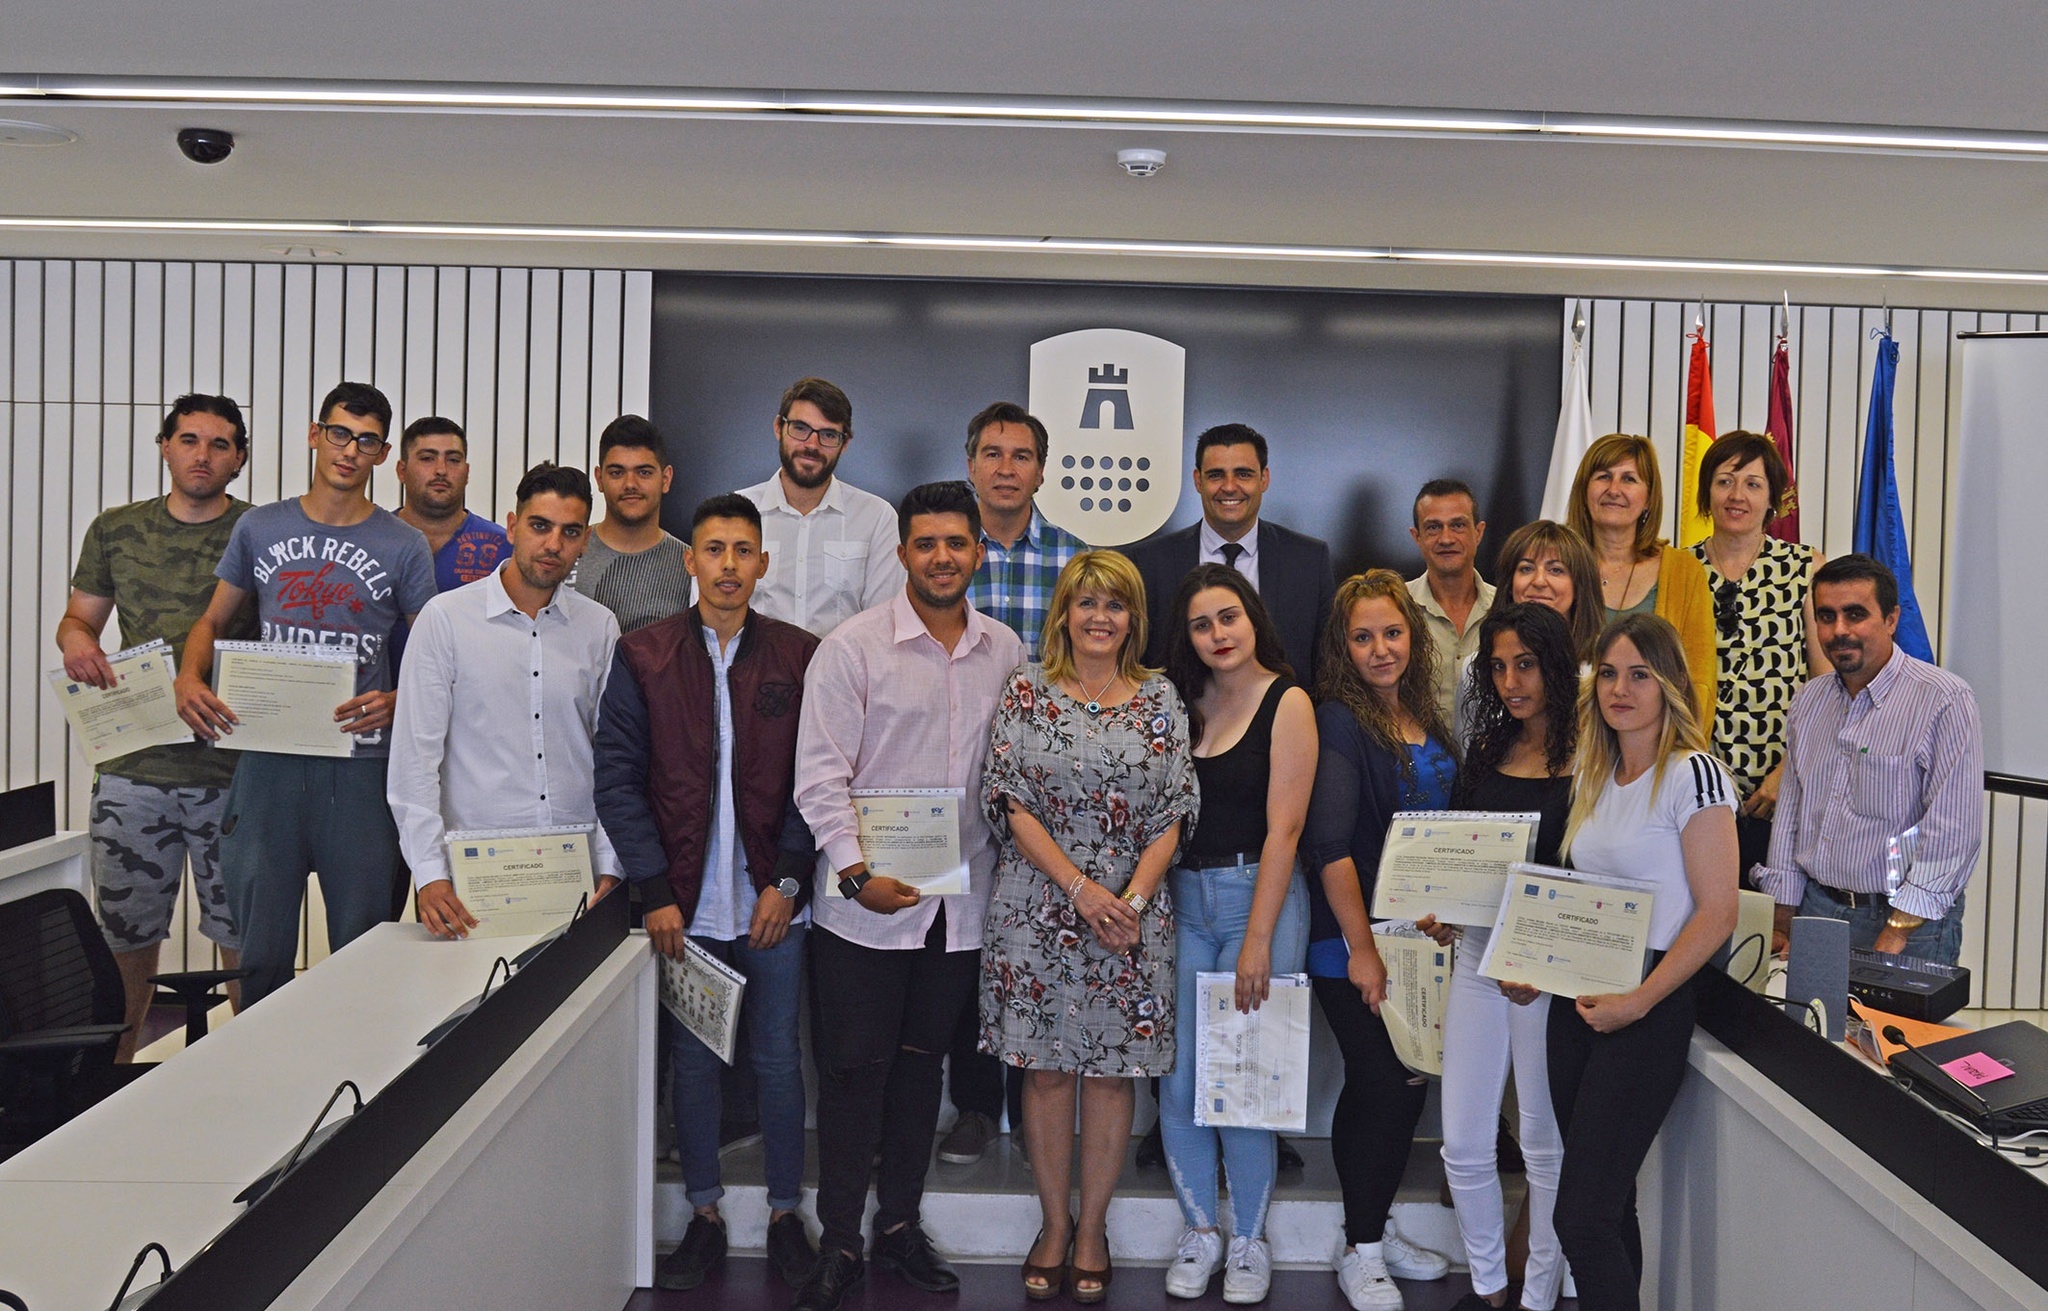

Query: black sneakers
[767,1212,819,1288]
[654,1214,727,1291]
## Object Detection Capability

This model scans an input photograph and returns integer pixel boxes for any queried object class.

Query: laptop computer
[1887,1021,2048,1135]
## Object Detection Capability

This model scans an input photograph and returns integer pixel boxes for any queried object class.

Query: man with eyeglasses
[740,377,904,639]
[175,381,436,1006]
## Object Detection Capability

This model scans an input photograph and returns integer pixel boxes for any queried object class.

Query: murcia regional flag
[1677,326,1717,547]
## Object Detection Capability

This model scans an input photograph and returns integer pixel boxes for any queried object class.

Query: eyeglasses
[1714,579,1742,639]
[779,417,848,450]
[315,422,389,457]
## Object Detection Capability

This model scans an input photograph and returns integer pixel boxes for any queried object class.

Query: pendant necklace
[1080,672,1120,716]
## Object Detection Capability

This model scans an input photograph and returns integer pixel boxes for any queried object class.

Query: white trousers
[1439,929,1565,1309]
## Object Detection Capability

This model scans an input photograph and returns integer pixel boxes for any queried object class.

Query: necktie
[1219,541,1245,573]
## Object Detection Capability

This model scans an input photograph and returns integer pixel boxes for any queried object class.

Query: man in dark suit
[1124,421,1336,1173]
[1127,422,1337,685]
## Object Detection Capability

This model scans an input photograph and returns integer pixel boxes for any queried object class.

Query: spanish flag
[1677,326,1716,546]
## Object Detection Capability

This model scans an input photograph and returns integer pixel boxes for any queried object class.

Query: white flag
[1540,338,1596,523]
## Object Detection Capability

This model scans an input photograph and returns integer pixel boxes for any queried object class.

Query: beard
[779,445,837,490]
[907,569,968,610]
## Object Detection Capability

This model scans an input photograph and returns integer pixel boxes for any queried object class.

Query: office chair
[0,888,243,1145]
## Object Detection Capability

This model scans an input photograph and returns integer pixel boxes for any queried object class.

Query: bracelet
[1121,889,1149,914]
[1885,908,1927,932]
[1066,872,1089,901]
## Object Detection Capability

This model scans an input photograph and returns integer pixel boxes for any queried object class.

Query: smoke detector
[1116,147,1167,179]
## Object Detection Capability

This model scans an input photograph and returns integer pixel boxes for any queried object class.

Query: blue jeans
[672,926,808,1212]
[1161,861,1309,1236]
[1795,883,1966,966]
[220,752,400,1006]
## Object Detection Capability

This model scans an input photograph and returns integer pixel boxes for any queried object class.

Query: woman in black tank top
[1154,564,1318,1302]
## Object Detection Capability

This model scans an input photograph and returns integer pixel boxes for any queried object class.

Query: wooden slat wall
[1571,298,2048,1008]
[1,259,653,972]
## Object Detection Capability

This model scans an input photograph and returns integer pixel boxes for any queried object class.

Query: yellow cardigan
[1654,545,1718,724]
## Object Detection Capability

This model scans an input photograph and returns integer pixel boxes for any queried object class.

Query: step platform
[656,1131,1516,1271]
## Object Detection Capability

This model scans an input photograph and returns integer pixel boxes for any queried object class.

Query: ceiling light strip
[13,76,2048,157]
[6,215,2048,284]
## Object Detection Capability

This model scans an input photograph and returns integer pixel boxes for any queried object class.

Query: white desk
[0,922,655,1310]
[0,831,89,906]
[1642,1031,2048,1311]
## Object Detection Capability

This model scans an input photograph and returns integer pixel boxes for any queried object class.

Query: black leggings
[1313,977,1429,1246]
[1546,976,1698,1311]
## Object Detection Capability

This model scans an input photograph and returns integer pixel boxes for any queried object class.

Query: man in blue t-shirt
[394,416,510,592]
[176,381,437,1005]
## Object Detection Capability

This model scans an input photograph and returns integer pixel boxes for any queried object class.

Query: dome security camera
[176,128,235,164]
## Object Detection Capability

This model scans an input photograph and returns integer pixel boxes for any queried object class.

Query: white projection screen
[1952,333,2048,781]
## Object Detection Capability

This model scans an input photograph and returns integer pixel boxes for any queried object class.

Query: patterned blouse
[1693,536,1816,794]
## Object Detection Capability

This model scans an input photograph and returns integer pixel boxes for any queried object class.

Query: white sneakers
[1379,1222,1450,1281]
[1337,1243,1404,1311]
[1165,1227,1226,1299]
[1222,1234,1272,1304]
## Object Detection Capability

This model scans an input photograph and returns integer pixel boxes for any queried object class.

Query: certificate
[658,940,748,1065]
[1374,921,1453,1078]
[211,640,359,757]
[46,639,194,765]
[445,826,595,939]
[1192,972,1312,1132]
[1479,862,1658,999]
[1371,810,1541,927]
[851,787,969,895]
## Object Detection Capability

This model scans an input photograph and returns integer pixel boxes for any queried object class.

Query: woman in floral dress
[982,549,1198,1303]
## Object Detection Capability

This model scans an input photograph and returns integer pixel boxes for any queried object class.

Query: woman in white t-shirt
[1503,612,1737,1311]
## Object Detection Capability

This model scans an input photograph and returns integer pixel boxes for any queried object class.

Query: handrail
[1985,772,2048,802]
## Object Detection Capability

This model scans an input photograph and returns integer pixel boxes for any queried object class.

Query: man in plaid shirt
[962,402,1089,658]
[942,400,1088,1167]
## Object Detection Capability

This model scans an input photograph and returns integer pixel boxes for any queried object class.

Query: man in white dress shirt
[388,462,622,937]
[739,377,905,637]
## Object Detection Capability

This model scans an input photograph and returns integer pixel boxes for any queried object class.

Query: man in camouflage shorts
[56,394,258,1060]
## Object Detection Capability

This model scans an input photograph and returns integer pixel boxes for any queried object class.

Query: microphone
[1882,1024,1993,1116]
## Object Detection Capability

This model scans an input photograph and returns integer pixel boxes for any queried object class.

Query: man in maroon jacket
[594,492,820,1293]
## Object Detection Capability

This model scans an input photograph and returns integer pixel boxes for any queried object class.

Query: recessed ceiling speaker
[0,119,78,147]
[1115,147,1167,178]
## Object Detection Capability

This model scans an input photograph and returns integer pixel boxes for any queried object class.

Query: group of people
[57,374,1983,1311]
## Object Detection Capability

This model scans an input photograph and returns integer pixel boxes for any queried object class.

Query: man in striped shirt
[1754,554,1983,964]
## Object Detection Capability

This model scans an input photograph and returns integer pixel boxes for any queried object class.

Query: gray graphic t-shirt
[215,498,435,757]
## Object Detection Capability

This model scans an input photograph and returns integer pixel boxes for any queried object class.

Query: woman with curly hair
[1421,603,1581,1311]
[1303,569,1458,1310]
[981,549,1198,1303]
[1155,563,1316,1305]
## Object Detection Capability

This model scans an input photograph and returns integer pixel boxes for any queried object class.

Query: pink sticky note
[1939,1051,2015,1088]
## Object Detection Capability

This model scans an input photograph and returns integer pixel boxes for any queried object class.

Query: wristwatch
[1885,908,1927,933]
[774,876,801,900]
[837,869,872,900]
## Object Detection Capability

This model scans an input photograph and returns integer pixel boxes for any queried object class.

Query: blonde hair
[1562,613,1716,860]
[1313,569,1454,776]
[1039,550,1153,685]
[1567,432,1665,561]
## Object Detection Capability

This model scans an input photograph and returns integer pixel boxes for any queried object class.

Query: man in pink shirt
[791,481,1025,1311]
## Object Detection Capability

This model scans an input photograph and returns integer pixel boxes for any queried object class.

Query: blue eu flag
[1853,330,1935,661]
